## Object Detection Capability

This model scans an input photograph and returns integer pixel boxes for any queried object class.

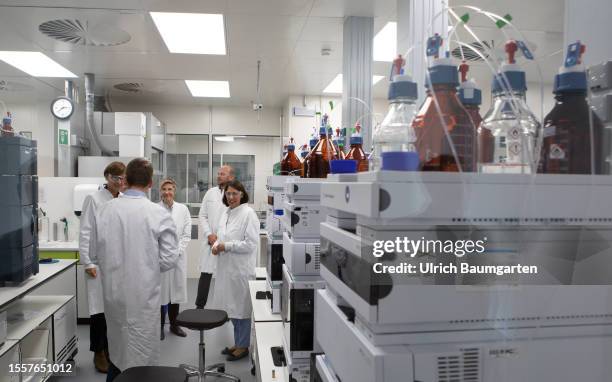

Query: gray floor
[50,279,255,382]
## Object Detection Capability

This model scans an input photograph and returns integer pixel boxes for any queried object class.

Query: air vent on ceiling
[113,82,144,93]
[39,19,131,46]
[0,80,34,92]
[451,41,491,62]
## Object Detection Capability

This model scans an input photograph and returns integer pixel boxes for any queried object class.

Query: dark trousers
[195,272,212,308]
[161,303,180,326]
[89,313,108,353]
[106,362,121,382]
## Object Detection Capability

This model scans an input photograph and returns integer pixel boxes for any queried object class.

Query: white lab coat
[198,187,226,274]
[92,191,179,371]
[158,201,191,305]
[78,187,113,316]
[213,203,258,319]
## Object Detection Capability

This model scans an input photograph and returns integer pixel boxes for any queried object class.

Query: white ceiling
[0,0,564,107]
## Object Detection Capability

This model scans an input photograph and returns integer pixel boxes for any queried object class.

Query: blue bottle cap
[300,151,308,158]
[381,151,420,171]
[492,71,527,94]
[426,58,459,87]
[287,143,296,150]
[350,135,363,145]
[554,71,587,93]
[458,87,482,105]
[388,75,418,100]
[274,209,284,216]
[330,160,357,174]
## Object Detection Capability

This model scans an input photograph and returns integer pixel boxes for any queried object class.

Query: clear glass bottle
[538,41,604,174]
[478,41,541,174]
[371,55,419,171]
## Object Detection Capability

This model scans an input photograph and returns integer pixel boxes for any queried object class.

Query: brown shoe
[226,348,249,361]
[94,351,109,373]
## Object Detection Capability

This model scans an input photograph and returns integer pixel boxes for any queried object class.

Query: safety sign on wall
[59,128,69,145]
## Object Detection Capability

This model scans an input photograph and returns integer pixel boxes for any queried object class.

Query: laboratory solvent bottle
[371,55,420,171]
[538,41,604,174]
[281,138,302,175]
[334,128,346,159]
[306,114,338,178]
[412,34,475,172]
[458,62,483,136]
[301,129,319,178]
[478,41,541,174]
[346,123,369,172]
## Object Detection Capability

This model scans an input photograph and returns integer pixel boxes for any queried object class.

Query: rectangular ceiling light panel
[0,51,77,78]
[373,22,397,62]
[150,12,226,55]
[323,74,386,94]
[185,80,230,98]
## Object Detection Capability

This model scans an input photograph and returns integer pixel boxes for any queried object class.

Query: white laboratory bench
[253,322,286,382]
[38,241,79,252]
[249,280,287,382]
[0,259,78,382]
[248,280,281,323]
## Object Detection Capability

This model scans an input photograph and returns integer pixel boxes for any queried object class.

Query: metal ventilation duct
[39,19,131,46]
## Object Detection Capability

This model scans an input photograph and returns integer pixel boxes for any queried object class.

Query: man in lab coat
[158,178,191,340]
[78,161,126,373]
[92,158,179,382]
[195,165,234,309]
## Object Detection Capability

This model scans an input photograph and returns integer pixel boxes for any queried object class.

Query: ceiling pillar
[342,16,374,150]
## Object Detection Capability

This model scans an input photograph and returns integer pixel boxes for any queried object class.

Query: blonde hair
[159,178,177,190]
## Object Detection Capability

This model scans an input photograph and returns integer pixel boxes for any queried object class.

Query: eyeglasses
[225,191,242,198]
[110,175,125,182]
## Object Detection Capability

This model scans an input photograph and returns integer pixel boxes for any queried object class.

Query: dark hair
[103,161,126,177]
[126,158,153,187]
[222,180,249,206]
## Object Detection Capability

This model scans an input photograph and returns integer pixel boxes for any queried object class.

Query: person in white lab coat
[78,161,126,374]
[158,178,191,340]
[212,179,258,361]
[195,165,234,309]
[91,158,179,382]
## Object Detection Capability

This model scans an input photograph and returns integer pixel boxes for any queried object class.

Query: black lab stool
[114,366,187,382]
[176,309,240,382]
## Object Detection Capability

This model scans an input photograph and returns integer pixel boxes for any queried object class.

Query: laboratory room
[1,0,612,381]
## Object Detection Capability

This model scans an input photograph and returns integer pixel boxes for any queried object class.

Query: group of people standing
[79,158,259,382]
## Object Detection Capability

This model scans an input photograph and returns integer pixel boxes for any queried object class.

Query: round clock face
[51,97,74,120]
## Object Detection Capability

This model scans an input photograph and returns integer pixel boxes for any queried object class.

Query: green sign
[59,128,68,145]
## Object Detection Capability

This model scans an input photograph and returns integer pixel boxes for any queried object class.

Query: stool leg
[199,331,205,374]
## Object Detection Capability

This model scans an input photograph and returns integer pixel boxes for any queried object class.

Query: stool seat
[176,309,228,331]
[115,366,187,382]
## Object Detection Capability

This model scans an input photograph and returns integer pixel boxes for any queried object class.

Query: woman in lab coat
[212,179,259,361]
[78,161,126,373]
[158,178,191,340]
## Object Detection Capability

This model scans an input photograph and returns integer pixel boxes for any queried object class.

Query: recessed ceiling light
[150,12,226,55]
[215,136,234,142]
[373,22,397,62]
[323,74,387,94]
[185,80,230,98]
[0,51,77,78]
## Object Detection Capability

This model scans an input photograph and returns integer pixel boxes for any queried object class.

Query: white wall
[10,101,56,177]
[38,177,104,242]
[112,103,281,136]
[283,95,388,150]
